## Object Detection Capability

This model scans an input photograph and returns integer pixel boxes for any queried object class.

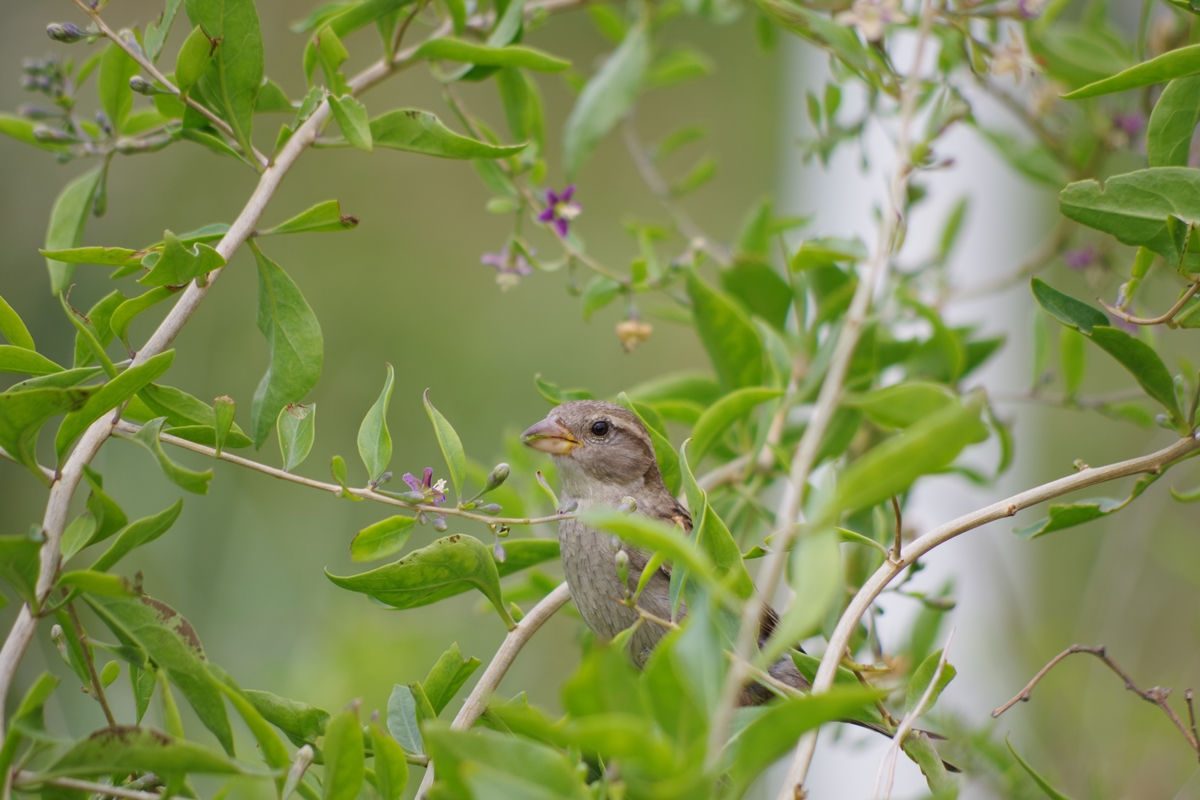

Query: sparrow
[520,399,806,705]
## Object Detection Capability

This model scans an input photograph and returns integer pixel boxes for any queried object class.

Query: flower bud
[47,23,87,43]
[617,496,637,514]
[129,76,158,95]
[615,320,653,353]
[484,462,510,492]
[397,491,426,504]
[432,517,448,532]
[33,126,71,142]
[18,105,59,119]
[493,542,507,562]
[477,503,503,515]
[560,498,578,513]
[50,624,70,662]
[282,745,315,800]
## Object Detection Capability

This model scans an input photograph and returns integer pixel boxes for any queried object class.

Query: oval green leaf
[370,110,525,159]
[423,388,466,500]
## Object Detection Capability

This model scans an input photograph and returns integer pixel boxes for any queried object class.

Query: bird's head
[520,400,658,495]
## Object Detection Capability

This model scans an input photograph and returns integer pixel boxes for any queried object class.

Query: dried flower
[834,0,908,42]
[992,29,1039,83]
[615,319,653,353]
[538,185,581,237]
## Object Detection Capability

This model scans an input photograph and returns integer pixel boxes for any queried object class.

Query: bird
[520,399,809,705]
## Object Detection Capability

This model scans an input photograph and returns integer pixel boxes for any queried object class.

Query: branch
[1100,279,1200,327]
[415,582,572,798]
[69,0,269,170]
[66,601,117,728]
[992,643,1200,757]
[110,421,573,528]
[14,773,162,800]
[787,432,1200,793]
[0,446,55,482]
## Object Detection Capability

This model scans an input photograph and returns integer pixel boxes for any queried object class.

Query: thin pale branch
[14,774,163,800]
[0,446,55,482]
[415,581,572,798]
[69,0,269,169]
[111,420,573,527]
[1100,280,1200,327]
[992,643,1200,757]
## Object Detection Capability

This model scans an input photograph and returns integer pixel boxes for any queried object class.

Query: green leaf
[0,294,35,350]
[421,643,481,716]
[353,365,395,484]
[424,388,466,499]
[842,382,956,428]
[133,383,252,448]
[905,648,957,715]
[260,200,359,235]
[176,25,217,95]
[423,724,590,800]
[45,168,104,294]
[582,509,721,589]
[1030,278,1109,334]
[140,231,226,287]
[213,395,235,456]
[84,595,234,754]
[756,0,874,78]
[387,685,423,753]
[725,688,883,796]
[978,128,1070,189]
[686,271,763,389]
[329,95,373,152]
[0,346,63,377]
[1064,43,1200,99]
[83,467,128,548]
[719,260,792,330]
[762,529,841,664]
[0,532,43,609]
[1006,736,1075,800]
[91,500,183,573]
[679,442,755,599]
[1147,76,1200,168]
[73,291,126,370]
[0,386,96,482]
[56,570,140,598]
[648,45,713,88]
[250,244,323,448]
[98,41,140,133]
[243,690,329,747]
[825,395,989,522]
[185,0,264,163]
[55,351,176,461]
[370,110,524,158]
[1060,327,1086,396]
[324,0,415,37]
[0,113,70,153]
[323,702,365,800]
[350,516,415,562]
[1059,168,1200,263]
[123,417,214,494]
[1014,473,1159,538]
[112,287,177,348]
[278,403,316,472]
[0,672,60,778]
[369,713,408,800]
[146,0,186,62]
[562,20,649,178]
[414,38,570,72]
[211,676,290,790]
[327,534,514,628]
[689,387,782,464]
[1089,326,1182,421]
[613,393,680,496]
[44,726,251,778]
[580,275,622,321]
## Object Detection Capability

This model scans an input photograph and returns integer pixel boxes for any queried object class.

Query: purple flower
[538,186,581,238]
[480,247,533,276]
[403,467,447,505]
[1063,246,1096,270]
[1017,0,1046,19]
[1107,314,1139,334]
[1112,112,1144,137]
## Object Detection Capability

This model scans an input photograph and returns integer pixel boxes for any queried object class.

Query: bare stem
[69,0,269,169]
[1100,280,1200,327]
[111,421,573,528]
[14,774,162,800]
[415,582,572,798]
[0,447,55,482]
[992,644,1200,756]
[890,495,902,563]
[66,601,117,728]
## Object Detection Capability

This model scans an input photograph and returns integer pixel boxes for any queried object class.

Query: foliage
[2,0,1200,799]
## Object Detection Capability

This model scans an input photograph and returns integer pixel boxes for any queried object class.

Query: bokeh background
[1,1,1199,797]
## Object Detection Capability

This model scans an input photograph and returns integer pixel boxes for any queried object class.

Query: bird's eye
[591,420,610,437]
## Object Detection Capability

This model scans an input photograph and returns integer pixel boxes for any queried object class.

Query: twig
[110,420,572,527]
[790,431,1200,793]
[1100,280,1200,327]
[65,601,117,728]
[0,446,55,482]
[890,495,902,563]
[992,644,1200,756]
[874,629,955,800]
[14,774,162,800]
[1188,689,1198,749]
[415,582,572,799]
[69,0,269,170]
[620,115,732,266]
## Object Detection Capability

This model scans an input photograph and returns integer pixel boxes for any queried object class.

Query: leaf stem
[1100,279,1200,327]
[66,601,117,727]
[14,773,162,800]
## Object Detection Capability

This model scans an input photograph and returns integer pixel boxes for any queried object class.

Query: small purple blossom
[1017,0,1046,19]
[538,185,581,238]
[1112,112,1144,137]
[1063,246,1097,271]
[403,467,447,504]
[480,247,533,276]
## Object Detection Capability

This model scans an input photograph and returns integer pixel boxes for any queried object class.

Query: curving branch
[993,643,1200,757]
[14,774,163,800]
[111,420,573,528]
[1100,280,1200,327]
[415,581,572,798]
[784,432,1200,795]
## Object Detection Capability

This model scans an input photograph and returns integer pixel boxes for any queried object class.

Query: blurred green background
[3,1,1200,797]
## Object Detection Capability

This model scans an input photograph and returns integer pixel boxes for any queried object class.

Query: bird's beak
[521,416,580,455]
